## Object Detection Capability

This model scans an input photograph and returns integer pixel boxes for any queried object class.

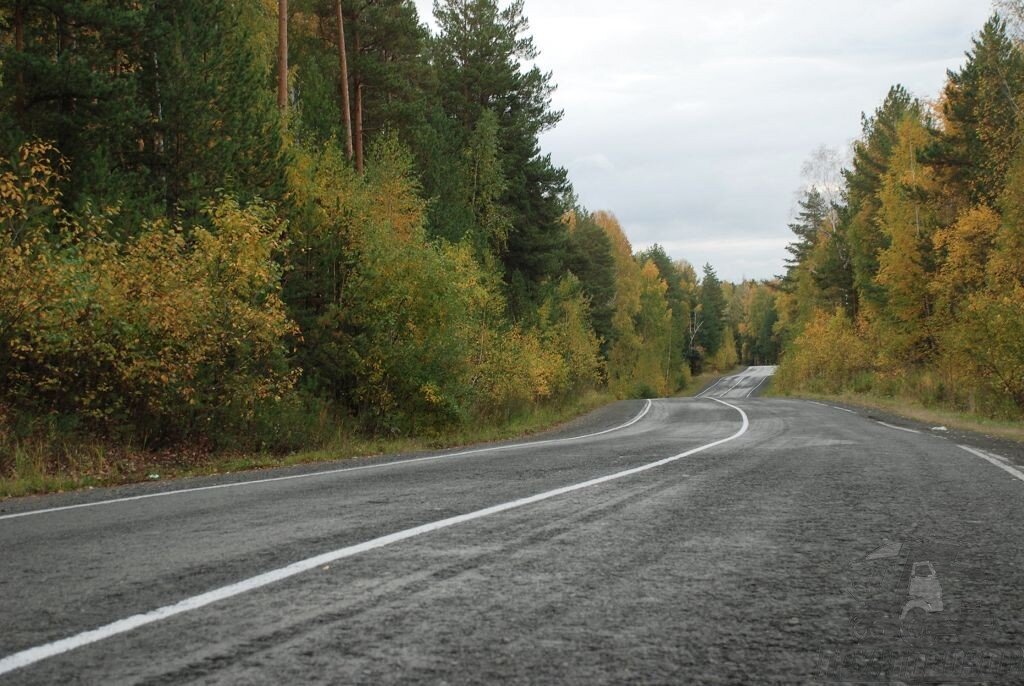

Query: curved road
[2,368,1023,684]
[696,365,777,399]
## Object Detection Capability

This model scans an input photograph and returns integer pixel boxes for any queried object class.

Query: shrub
[1,142,299,445]
[775,309,874,394]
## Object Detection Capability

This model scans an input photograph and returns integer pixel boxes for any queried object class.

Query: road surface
[696,365,777,399]
[2,367,1023,684]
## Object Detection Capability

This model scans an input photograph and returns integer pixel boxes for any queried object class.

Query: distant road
[697,365,776,398]
[2,367,1023,684]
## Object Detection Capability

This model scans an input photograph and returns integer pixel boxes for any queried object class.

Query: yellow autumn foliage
[775,309,874,394]
[0,142,298,443]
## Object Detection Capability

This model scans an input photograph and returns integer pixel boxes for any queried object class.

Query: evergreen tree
[0,1,151,210]
[782,188,829,287]
[638,244,691,389]
[146,0,286,215]
[698,264,726,357]
[845,85,921,312]
[345,0,431,171]
[565,211,616,355]
[929,15,1024,208]
[431,0,570,312]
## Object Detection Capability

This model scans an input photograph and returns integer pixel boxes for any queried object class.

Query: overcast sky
[413,0,995,281]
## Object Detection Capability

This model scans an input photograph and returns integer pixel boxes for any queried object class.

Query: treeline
[775,14,1024,418]
[0,0,757,460]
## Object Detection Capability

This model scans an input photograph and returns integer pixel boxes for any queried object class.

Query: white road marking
[696,378,727,398]
[723,375,747,396]
[744,375,770,398]
[831,406,857,414]
[0,401,654,522]
[875,421,922,435]
[805,401,829,407]
[0,398,748,677]
[959,445,1024,483]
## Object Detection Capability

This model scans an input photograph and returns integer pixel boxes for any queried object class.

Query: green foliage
[565,211,616,353]
[0,143,297,445]
[737,282,779,366]
[638,244,693,390]
[150,0,286,214]
[431,0,571,311]
[698,263,726,358]
[458,110,512,259]
[0,1,151,208]
[932,15,1024,207]
[845,85,921,312]
[0,1,728,480]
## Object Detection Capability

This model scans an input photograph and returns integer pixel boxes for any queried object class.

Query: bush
[775,309,874,394]
[0,142,299,445]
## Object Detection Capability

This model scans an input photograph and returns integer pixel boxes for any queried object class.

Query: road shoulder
[793,395,1024,469]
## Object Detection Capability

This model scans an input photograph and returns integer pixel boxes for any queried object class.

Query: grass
[772,389,1024,443]
[0,390,617,500]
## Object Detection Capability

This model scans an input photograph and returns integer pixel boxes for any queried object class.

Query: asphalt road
[2,367,1024,684]
[697,366,777,399]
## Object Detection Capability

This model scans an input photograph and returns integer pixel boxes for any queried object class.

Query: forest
[774,12,1024,421]
[0,0,778,483]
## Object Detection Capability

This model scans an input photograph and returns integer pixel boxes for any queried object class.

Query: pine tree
[431,0,570,311]
[565,211,617,355]
[0,1,151,209]
[845,85,921,312]
[698,264,726,357]
[146,0,286,214]
[929,15,1024,207]
[782,188,829,286]
[345,0,430,172]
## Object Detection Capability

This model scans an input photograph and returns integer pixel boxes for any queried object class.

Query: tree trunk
[13,1,25,115]
[335,0,354,161]
[354,27,364,174]
[277,0,289,110]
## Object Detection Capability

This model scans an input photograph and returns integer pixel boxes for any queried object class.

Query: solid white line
[744,375,771,398]
[695,377,726,398]
[875,421,922,435]
[831,406,857,414]
[959,445,1024,483]
[0,400,654,522]
[0,398,748,677]
[723,374,747,396]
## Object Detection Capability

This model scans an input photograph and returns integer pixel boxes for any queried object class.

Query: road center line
[959,445,1024,483]
[0,398,748,677]
[0,401,654,522]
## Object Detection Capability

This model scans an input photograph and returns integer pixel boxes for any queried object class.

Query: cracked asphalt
[2,369,1023,684]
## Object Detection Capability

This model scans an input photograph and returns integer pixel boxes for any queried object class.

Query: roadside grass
[0,390,616,500]
[770,389,1024,443]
